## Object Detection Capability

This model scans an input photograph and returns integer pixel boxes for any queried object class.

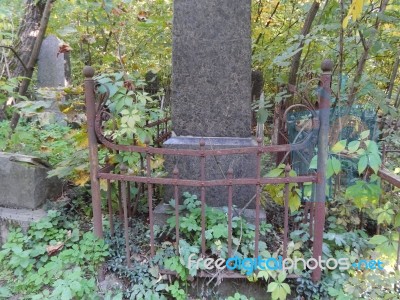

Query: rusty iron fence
[83,60,333,282]
[379,146,400,270]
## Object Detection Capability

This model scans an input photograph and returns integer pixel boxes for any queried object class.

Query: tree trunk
[330,0,390,144]
[287,1,320,104]
[274,1,319,164]
[9,0,47,78]
[6,0,53,130]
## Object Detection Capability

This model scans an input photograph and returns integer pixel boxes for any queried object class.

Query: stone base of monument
[0,207,47,246]
[163,136,259,209]
[32,88,67,126]
[0,152,63,209]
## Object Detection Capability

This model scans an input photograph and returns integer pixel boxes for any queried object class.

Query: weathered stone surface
[164,137,257,208]
[0,207,47,245]
[34,90,67,126]
[0,152,62,209]
[171,0,252,137]
[38,35,67,88]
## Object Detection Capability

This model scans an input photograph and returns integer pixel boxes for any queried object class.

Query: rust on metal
[200,139,207,256]
[106,179,114,237]
[120,163,131,267]
[146,141,156,257]
[97,173,317,186]
[83,66,103,239]
[173,166,180,253]
[227,167,233,258]
[311,59,332,282]
[282,164,291,259]
[378,168,400,188]
[254,138,263,258]
[82,60,331,281]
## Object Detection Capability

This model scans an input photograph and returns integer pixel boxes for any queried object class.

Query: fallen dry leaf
[46,241,64,256]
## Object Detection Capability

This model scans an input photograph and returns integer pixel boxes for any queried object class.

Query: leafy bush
[0,210,109,299]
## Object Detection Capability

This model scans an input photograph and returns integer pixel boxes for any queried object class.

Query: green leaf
[212,224,228,239]
[365,140,379,154]
[309,155,318,169]
[327,159,334,178]
[358,155,368,174]
[155,283,168,291]
[0,286,12,298]
[347,141,360,153]
[369,235,388,245]
[69,281,81,292]
[267,282,278,292]
[331,157,341,175]
[331,140,347,153]
[377,212,392,225]
[277,272,286,282]
[61,288,72,300]
[328,287,339,296]
[257,270,270,281]
[267,168,283,177]
[281,283,291,294]
[394,213,400,227]
[368,153,381,173]
[288,195,300,212]
[360,130,370,140]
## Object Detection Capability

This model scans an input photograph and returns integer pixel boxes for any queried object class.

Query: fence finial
[321,59,333,72]
[83,66,95,78]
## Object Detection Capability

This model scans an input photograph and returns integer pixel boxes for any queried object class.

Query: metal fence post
[312,59,333,282]
[83,66,103,238]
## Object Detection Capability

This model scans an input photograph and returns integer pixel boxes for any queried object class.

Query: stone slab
[0,207,47,245]
[38,35,67,88]
[0,152,62,209]
[163,137,257,208]
[171,0,252,137]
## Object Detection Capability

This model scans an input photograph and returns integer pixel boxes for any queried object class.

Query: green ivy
[0,210,109,299]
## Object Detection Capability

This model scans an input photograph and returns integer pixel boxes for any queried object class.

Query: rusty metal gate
[83,60,333,282]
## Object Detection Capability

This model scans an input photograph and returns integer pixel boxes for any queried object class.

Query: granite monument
[164,0,257,208]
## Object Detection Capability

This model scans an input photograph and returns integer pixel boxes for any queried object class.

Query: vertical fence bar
[200,139,206,256]
[282,164,291,259]
[312,59,333,282]
[157,119,161,147]
[145,139,155,257]
[117,181,123,221]
[309,183,316,239]
[397,227,400,271]
[127,182,132,218]
[254,137,263,258]
[303,202,310,225]
[107,179,114,237]
[120,164,131,267]
[309,202,314,239]
[377,144,386,235]
[83,66,103,239]
[173,166,180,253]
[227,167,234,258]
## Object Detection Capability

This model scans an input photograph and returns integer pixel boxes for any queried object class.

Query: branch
[387,50,400,100]
[287,1,320,104]
[0,45,28,73]
[10,0,53,133]
[253,1,280,54]
[18,0,53,96]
